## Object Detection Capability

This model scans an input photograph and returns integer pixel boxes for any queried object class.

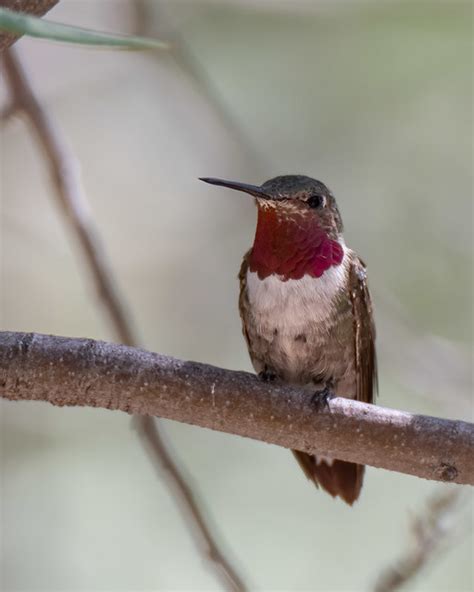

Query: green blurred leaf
[0,7,168,50]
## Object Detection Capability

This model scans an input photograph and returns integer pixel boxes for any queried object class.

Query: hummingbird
[200,175,377,505]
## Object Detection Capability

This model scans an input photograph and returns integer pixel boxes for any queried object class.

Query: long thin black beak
[199,177,269,199]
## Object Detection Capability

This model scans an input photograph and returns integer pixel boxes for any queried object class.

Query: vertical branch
[2,50,137,346]
[133,418,246,586]
[2,48,246,592]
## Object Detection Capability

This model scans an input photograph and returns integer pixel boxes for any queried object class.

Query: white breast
[246,246,350,334]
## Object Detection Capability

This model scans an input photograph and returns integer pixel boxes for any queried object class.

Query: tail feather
[292,450,364,506]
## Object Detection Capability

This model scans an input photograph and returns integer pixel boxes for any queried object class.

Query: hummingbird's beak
[199,177,270,199]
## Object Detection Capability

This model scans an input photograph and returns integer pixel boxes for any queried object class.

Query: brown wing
[238,250,267,376]
[238,250,252,351]
[292,256,377,505]
[349,256,377,404]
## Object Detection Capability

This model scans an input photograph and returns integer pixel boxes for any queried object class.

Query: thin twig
[1,331,473,486]
[2,50,136,345]
[373,488,469,592]
[2,48,246,591]
[133,417,246,586]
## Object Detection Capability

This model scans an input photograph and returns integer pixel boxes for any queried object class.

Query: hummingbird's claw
[258,368,277,383]
[310,386,335,411]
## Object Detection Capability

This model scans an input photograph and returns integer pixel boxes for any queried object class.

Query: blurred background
[1,1,472,590]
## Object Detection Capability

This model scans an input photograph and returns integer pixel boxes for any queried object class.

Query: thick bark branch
[0,0,60,52]
[1,331,472,486]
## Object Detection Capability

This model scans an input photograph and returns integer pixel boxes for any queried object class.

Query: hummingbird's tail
[292,450,364,505]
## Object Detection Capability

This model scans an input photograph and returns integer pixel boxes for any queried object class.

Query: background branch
[2,49,136,344]
[373,488,469,592]
[1,331,473,486]
[1,48,246,591]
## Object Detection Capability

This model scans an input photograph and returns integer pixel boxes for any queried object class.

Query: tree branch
[1,331,473,486]
[0,0,60,52]
[2,48,137,345]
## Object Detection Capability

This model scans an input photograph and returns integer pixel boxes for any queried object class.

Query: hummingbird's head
[200,175,343,236]
[200,175,345,280]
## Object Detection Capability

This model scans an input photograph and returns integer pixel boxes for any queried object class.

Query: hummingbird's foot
[258,368,277,382]
[310,386,335,411]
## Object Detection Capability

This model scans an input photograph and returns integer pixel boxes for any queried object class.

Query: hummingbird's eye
[307,194,324,209]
